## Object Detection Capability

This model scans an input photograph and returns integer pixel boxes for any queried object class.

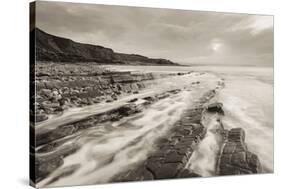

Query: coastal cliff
[34,28,178,65]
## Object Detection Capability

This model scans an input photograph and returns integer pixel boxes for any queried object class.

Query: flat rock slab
[218,128,262,175]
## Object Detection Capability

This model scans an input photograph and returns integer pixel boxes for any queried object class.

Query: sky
[35,1,273,66]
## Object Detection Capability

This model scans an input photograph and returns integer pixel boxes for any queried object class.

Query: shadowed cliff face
[34,28,178,65]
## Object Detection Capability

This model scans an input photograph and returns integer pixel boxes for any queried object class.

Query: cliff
[33,28,178,65]
[115,53,176,66]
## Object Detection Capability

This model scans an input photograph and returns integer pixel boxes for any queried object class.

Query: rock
[35,114,48,122]
[114,166,154,182]
[228,128,245,143]
[142,96,156,102]
[177,72,185,76]
[35,155,64,182]
[206,102,224,115]
[113,104,140,116]
[246,151,262,173]
[222,142,237,154]
[164,151,188,164]
[218,128,262,175]
[177,169,201,178]
[156,93,170,100]
[36,125,77,146]
[153,162,183,179]
[40,89,52,98]
[106,99,113,103]
[37,72,50,77]
[128,98,138,103]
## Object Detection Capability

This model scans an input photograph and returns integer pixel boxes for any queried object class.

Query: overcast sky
[36,1,273,66]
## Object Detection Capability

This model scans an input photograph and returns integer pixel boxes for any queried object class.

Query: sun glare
[212,42,222,52]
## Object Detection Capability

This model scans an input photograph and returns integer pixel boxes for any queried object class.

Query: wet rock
[218,128,262,175]
[177,169,201,178]
[206,102,224,115]
[35,155,64,182]
[164,151,187,164]
[114,166,154,182]
[128,98,138,103]
[40,89,52,98]
[113,104,141,116]
[36,124,77,146]
[228,128,245,143]
[142,96,156,104]
[106,99,113,103]
[246,151,261,173]
[153,162,183,179]
[177,72,185,76]
[156,93,170,100]
[35,114,48,122]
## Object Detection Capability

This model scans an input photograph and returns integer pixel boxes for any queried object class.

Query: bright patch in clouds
[212,42,222,52]
[250,16,273,34]
[210,39,223,53]
[229,15,273,35]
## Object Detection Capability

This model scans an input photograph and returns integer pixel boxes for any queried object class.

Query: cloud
[35,1,273,66]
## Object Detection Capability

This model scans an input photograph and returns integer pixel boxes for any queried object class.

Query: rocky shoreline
[31,64,262,186]
[32,63,183,123]
[31,63,186,184]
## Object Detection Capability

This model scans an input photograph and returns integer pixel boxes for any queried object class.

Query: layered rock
[217,128,262,175]
[34,63,172,121]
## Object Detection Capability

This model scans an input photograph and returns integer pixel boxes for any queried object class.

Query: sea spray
[218,77,273,172]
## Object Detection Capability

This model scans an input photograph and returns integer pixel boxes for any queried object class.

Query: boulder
[206,102,224,115]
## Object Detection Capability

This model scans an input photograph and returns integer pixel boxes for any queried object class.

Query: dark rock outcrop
[115,53,176,66]
[217,128,262,175]
[206,102,224,115]
[34,28,178,65]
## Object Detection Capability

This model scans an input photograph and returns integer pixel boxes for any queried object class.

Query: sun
[212,42,222,52]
